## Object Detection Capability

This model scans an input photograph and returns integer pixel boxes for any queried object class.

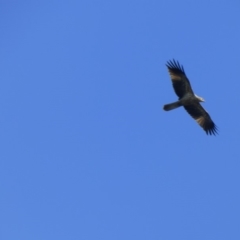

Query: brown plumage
[163,59,218,135]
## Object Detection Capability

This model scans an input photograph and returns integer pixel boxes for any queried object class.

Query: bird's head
[195,94,205,102]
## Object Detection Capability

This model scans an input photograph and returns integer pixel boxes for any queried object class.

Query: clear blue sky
[1,1,240,239]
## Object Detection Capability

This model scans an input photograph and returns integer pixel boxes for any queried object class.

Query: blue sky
[1,1,240,239]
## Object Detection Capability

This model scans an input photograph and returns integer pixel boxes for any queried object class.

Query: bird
[163,59,218,135]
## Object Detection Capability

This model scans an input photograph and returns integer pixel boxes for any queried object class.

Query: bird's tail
[163,101,182,111]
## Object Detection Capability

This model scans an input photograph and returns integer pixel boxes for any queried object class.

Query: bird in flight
[163,59,218,135]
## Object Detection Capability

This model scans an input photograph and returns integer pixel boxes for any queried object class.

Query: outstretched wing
[166,59,194,98]
[184,103,218,135]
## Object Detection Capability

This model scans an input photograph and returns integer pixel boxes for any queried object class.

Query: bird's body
[163,59,217,135]
[164,93,202,111]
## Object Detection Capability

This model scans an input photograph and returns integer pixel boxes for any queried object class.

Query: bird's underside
[164,59,218,136]
[164,93,200,111]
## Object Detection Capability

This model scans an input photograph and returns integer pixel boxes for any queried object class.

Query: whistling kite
[163,59,217,135]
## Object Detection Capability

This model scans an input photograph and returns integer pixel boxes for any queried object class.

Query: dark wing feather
[166,59,194,98]
[184,103,218,135]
